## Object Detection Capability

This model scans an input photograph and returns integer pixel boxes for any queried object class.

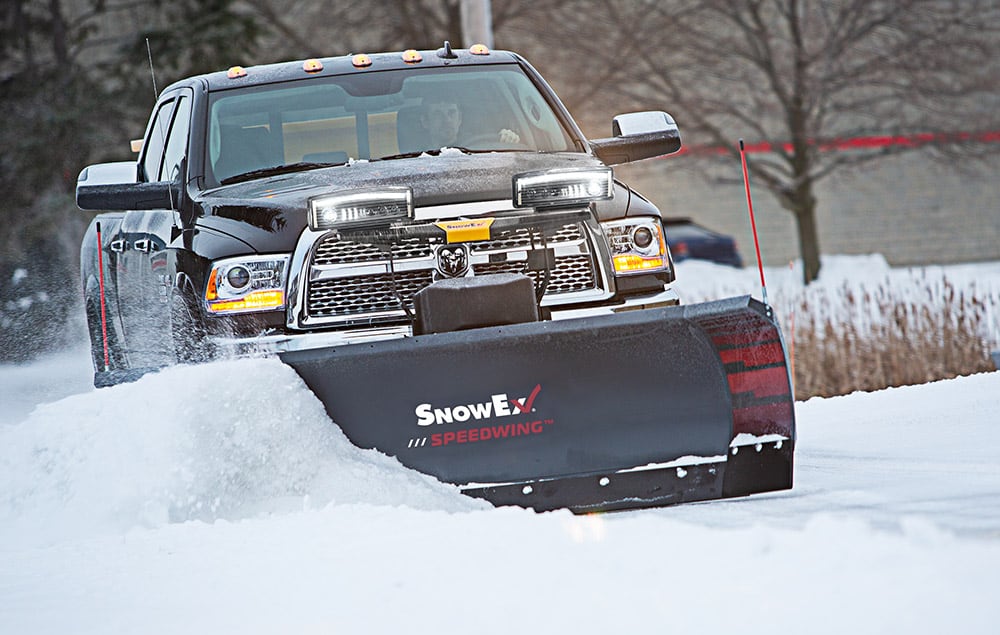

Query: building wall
[617,153,1000,268]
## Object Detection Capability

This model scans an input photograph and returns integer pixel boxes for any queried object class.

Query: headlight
[602,218,671,275]
[512,167,613,208]
[309,187,413,231]
[205,255,289,314]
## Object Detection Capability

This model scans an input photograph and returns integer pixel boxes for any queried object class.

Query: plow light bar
[309,187,413,231]
[205,255,289,314]
[512,167,613,208]
[602,218,671,275]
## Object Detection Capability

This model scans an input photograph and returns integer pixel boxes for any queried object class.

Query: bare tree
[0,0,263,361]
[511,0,1000,282]
[240,0,533,61]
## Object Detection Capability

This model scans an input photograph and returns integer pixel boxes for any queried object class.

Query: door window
[159,96,191,181]
[142,100,175,182]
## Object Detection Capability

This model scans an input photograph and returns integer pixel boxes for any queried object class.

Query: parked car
[663,217,743,267]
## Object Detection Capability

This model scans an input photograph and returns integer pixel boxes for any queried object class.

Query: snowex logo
[415,384,541,426]
[407,384,554,449]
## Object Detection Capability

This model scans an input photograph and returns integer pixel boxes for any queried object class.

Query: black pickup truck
[77,44,794,512]
[78,44,682,380]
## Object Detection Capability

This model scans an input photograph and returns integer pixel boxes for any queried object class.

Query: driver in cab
[420,96,521,149]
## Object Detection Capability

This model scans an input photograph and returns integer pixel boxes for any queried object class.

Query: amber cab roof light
[226,44,489,81]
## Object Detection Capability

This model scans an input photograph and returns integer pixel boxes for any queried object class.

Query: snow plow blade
[280,295,794,513]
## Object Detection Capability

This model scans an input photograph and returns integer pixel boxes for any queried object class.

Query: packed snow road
[1,344,999,634]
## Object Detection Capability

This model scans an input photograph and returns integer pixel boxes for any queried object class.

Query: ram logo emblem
[435,244,470,278]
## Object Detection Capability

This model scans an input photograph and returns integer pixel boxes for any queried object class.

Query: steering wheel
[460,132,529,150]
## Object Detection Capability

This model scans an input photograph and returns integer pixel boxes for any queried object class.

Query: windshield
[205,64,577,185]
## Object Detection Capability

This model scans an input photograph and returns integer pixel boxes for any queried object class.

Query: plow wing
[280,295,794,512]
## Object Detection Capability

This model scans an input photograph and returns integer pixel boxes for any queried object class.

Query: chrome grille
[472,225,583,252]
[472,256,596,294]
[301,219,608,326]
[308,270,433,316]
[313,236,434,264]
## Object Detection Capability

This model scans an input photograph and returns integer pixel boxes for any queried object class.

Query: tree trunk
[791,185,821,284]
[48,0,68,67]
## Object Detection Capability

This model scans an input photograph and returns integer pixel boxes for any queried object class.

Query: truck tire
[85,298,126,372]
[171,290,213,364]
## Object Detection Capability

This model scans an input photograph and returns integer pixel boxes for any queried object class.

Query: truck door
[141,93,192,366]
[116,96,178,368]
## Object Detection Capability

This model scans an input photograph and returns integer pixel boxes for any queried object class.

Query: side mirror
[76,162,179,211]
[590,111,682,165]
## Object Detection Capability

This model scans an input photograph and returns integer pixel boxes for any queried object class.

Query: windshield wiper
[448,147,526,154]
[375,147,528,162]
[220,161,347,186]
[372,151,426,162]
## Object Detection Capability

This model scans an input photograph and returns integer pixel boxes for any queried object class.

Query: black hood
[195,151,628,252]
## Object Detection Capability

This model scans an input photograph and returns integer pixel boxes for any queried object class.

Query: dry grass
[782,277,999,400]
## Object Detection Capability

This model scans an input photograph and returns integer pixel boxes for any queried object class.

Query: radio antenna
[143,37,176,210]
[145,37,159,97]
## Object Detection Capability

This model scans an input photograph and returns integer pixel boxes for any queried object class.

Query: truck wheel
[171,291,213,364]
[85,298,135,387]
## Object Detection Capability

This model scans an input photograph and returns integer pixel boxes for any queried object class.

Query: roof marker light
[469,44,490,55]
[303,58,323,73]
[401,49,423,63]
[226,66,247,79]
[352,54,372,68]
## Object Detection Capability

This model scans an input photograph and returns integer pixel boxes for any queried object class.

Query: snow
[673,254,1000,346]
[2,255,1000,634]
